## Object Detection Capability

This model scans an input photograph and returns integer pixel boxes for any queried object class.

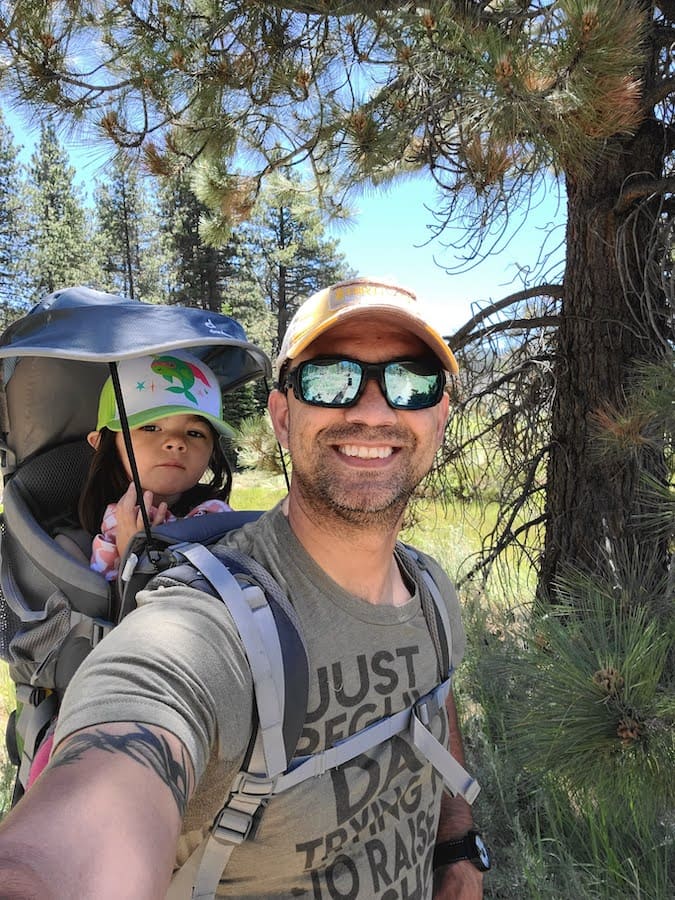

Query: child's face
[115,414,215,506]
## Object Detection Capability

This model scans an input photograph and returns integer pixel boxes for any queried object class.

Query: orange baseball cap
[276,278,458,376]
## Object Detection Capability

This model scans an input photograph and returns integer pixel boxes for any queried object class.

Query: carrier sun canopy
[0,287,272,472]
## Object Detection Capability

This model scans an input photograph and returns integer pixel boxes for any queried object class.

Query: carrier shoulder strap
[397,542,454,680]
[157,539,478,900]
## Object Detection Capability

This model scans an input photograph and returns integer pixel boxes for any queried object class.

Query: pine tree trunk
[539,118,670,600]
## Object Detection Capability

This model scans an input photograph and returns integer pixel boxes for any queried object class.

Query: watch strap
[433,830,490,872]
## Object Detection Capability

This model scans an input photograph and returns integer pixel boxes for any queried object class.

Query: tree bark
[539,115,670,599]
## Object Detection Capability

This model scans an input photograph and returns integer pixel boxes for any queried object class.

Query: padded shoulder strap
[176,542,308,776]
[154,541,308,900]
[397,543,453,679]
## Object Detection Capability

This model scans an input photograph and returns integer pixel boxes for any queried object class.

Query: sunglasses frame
[282,355,446,410]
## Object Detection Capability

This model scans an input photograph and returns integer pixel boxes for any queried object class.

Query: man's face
[268,316,450,528]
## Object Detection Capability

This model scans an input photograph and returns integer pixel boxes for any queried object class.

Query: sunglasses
[282,356,446,410]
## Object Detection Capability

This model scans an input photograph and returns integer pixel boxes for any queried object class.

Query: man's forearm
[437,689,475,839]
[0,722,189,898]
[0,856,57,900]
[432,690,484,898]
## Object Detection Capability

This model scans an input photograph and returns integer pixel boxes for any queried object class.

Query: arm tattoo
[51,724,193,817]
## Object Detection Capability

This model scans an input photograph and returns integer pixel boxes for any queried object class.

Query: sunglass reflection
[282,357,445,410]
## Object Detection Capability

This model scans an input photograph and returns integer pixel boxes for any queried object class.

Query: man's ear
[87,430,102,450]
[268,388,290,449]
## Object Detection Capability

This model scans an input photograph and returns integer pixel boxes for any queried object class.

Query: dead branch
[447,284,563,346]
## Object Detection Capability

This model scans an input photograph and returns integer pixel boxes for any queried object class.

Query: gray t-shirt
[56,503,466,898]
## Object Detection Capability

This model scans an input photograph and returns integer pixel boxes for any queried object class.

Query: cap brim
[105,405,235,438]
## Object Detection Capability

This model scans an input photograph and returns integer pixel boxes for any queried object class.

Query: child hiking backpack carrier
[0,286,271,802]
[0,287,479,899]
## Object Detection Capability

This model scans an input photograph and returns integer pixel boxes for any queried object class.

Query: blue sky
[8,110,566,334]
[330,175,567,335]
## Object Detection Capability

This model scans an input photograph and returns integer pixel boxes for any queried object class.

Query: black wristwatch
[433,830,492,872]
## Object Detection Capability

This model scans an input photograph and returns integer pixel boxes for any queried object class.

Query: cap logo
[327,281,416,311]
[150,354,212,405]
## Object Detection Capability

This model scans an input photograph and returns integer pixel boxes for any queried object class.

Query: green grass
[0,659,15,816]
[230,470,288,510]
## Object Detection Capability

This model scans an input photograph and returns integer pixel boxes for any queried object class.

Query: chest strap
[170,678,480,899]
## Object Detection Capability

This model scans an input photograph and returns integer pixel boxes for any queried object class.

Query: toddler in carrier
[80,350,235,582]
[26,349,235,787]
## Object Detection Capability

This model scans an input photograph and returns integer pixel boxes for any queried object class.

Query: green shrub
[0,662,15,817]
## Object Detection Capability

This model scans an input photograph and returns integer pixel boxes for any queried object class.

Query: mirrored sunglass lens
[300,359,361,405]
[384,362,442,408]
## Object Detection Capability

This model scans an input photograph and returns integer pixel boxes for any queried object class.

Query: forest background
[0,3,673,898]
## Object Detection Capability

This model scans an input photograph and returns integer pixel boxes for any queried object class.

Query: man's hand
[433,860,484,898]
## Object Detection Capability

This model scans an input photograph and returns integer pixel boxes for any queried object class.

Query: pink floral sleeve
[90,499,232,580]
[90,503,123,582]
[185,499,233,518]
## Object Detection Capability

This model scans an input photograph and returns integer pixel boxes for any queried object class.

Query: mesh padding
[1,441,110,622]
[0,516,21,659]
[13,442,94,530]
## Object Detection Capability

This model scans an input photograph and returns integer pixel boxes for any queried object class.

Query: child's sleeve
[186,499,233,518]
[90,503,121,581]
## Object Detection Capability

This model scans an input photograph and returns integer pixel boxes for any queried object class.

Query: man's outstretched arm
[0,721,193,900]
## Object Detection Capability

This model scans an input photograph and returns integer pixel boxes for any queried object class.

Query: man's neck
[283,493,412,607]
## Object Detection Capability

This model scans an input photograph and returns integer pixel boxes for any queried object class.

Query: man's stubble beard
[289,424,424,530]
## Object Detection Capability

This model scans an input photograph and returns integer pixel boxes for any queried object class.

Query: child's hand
[115,484,169,557]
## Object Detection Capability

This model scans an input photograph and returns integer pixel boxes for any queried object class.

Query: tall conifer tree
[25,123,93,300]
[93,157,167,302]
[4,3,670,597]
[0,110,30,328]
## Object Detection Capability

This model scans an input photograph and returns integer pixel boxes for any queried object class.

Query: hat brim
[282,303,459,375]
[104,405,235,438]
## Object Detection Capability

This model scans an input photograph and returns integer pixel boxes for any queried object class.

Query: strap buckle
[211,807,255,846]
[211,772,278,846]
[414,679,451,726]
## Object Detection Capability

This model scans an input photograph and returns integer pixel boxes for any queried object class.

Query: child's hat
[96,351,234,436]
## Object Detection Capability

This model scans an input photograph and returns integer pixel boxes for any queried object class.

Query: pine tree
[158,173,228,312]
[2,3,672,600]
[237,171,354,355]
[93,156,167,302]
[0,110,30,329]
[25,123,94,300]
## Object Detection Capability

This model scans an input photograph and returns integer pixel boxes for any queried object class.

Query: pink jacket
[90,498,232,581]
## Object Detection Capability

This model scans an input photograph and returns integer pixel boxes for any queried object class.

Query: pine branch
[465,355,552,404]
[456,315,559,349]
[655,0,675,22]
[458,509,548,587]
[646,75,675,107]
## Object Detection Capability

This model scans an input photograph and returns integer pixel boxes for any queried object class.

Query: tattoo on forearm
[51,724,193,816]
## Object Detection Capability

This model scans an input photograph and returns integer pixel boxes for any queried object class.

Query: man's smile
[337,444,395,459]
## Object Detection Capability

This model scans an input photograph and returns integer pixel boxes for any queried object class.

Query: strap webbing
[419,567,453,676]
[15,687,57,787]
[277,680,478,801]
[410,709,481,803]
[176,543,288,778]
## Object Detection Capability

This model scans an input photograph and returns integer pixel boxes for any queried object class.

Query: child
[80,350,235,581]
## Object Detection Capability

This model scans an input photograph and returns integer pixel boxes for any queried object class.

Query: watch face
[473,834,491,870]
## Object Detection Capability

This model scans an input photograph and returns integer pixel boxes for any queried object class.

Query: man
[0,278,486,898]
